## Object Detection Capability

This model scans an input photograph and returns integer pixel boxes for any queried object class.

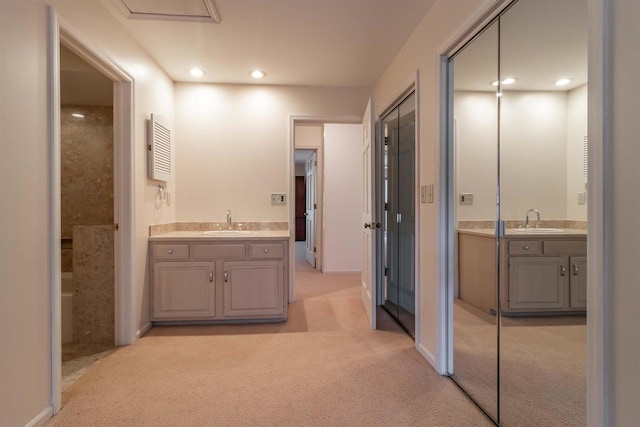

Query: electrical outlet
[271,193,286,205]
[577,192,586,205]
[459,193,473,206]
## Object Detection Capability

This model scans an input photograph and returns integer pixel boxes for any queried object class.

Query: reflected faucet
[226,209,232,229]
[525,208,540,228]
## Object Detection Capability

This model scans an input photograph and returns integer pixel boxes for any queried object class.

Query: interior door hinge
[314,247,317,253]
[314,203,317,209]
[384,136,389,145]
[314,160,317,166]
[384,267,388,276]
[384,203,388,211]
[114,223,119,231]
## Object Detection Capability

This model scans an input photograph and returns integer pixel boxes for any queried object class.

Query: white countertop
[149,230,290,241]
[458,228,587,238]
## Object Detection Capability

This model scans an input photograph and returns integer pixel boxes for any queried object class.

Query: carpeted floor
[47,242,491,427]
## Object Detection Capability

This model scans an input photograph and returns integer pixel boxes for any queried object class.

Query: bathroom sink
[202,230,254,236]
[512,228,564,233]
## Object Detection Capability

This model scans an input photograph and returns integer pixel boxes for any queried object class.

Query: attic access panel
[112,0,220,23]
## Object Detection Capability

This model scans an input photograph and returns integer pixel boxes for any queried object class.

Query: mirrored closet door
[449,0,587,425]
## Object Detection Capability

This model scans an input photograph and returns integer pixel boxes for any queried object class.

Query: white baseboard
[26,406,53,427]
[417,342,443,373]
[321,269,361,274]
[136,321,152,338]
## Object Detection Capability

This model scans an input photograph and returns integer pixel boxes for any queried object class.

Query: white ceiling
[294,149,314,163]
[101,0,435,87]
[453,0,587,92]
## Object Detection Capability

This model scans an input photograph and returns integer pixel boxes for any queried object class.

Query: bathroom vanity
[457,228,587,315]
[148,230,289,323]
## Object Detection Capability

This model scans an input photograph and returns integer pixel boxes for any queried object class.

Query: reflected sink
[512,228,564,233]
[202,230,254,236]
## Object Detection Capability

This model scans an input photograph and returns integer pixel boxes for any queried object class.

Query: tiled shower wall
[61,106,114,344]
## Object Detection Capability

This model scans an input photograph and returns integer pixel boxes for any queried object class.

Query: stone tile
[73,225,114,345]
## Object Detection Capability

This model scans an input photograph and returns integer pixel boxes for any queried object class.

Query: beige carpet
[47,242,491,427]
[453,299,586,426]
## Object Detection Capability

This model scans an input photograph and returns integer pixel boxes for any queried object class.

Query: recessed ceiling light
[251,70,266,79]
[71,113,85,119]
[555,78,571,86]
[491,77,517,87]
[189,68,205,77]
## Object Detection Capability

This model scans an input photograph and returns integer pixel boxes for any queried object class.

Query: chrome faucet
[525,208,540,228]
[226,209,232,229]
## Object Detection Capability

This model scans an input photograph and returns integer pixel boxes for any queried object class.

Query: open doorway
[59,43,117,389]
[294,149,317,268]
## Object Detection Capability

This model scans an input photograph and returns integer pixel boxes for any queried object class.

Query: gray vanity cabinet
[149,239,288,323]
[223,260,284,317]
[153,261,216,319]
[503,238,587,314]
[508,256,566,310]
[569,256,587,309]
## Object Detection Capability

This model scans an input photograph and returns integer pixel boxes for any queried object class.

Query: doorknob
[364,223,371,229]
[303,212,307,216]
[374,222,381,229]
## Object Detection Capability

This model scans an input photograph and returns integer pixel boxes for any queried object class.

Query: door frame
[288,115,360,301]
[376,74,421,345]
[49,8,135,413]
[438,0,609,422]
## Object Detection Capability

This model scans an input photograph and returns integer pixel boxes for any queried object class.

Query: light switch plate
[426,184,434,204]
[577,192,586,205]
[459,193,473,206]
[271,193,286,205]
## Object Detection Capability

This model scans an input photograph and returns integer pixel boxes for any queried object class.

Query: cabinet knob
[572,263,579,276]
[168,249,173,254]
[224,271,229,282]
[523,245,529,251]
[264,248,269,253]
[560,265,567,277]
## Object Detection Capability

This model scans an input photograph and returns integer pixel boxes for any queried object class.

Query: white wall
[0,3,53,425]
[606,1,640,424]
[454,92,498,221]
[322,124,363,272]
[174,84,369,222]
[456,91,568,221]
[0,1,175,425]
[500,91,568,220]
[566,84,588,221]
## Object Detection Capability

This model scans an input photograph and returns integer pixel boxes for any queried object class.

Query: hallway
[47,244,490,426]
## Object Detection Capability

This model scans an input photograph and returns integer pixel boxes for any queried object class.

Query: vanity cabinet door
[153,262,216,319]
[222,260,284,318]
[508,256,566,310]
[569,256,587,309]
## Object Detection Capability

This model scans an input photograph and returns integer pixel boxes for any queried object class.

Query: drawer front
[153,244,189,260]
[544,240,587,255]
[509,240,542,255]
[249,243,284,259]
[191,244,246,259]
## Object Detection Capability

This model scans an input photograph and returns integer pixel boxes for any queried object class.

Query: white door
[361,98,376,329]
[305,153,316,267]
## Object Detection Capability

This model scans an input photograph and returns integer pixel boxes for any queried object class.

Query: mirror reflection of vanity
[448,0,587,425]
